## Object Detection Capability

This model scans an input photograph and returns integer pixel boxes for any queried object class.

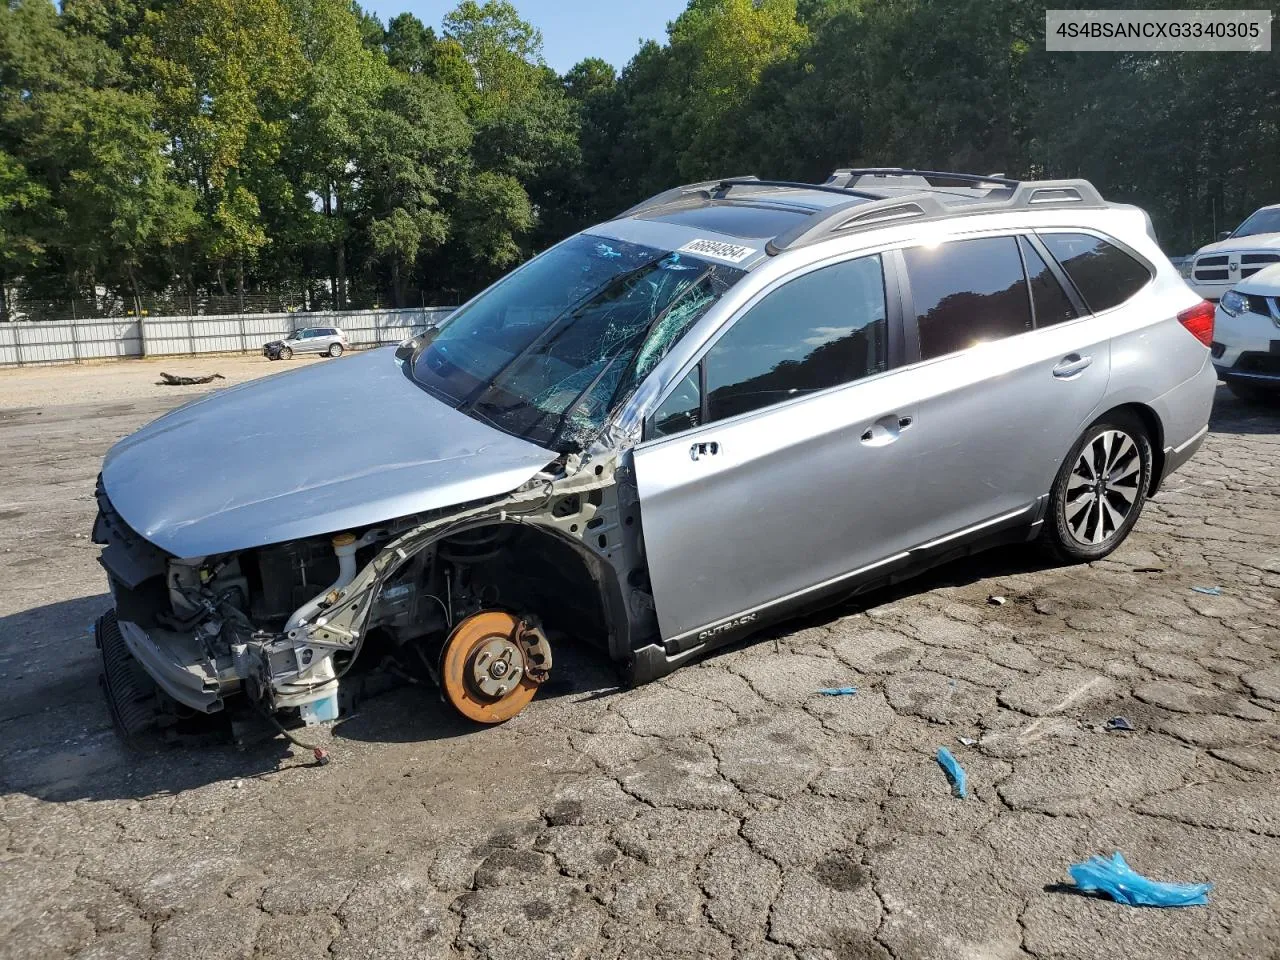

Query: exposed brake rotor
[438,610,552,724]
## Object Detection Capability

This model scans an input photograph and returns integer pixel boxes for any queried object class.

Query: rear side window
[1039,232,1151,313]
[704,255,888,423]
[904,237,1031,360]
[1019,237,1078,328]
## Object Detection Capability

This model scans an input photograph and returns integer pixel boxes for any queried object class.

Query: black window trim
[640,249,907,442]
[1021,233,1089,320]
[1032,227,1155,316]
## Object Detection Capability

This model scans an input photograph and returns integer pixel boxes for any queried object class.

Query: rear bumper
[1149,354,1217,490]
[1159,425,1207,487]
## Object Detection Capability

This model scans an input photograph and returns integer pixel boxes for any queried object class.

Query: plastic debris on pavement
[159,372,225,386]
[987,595,1007,605]
[935,747,968,798]
[1068,851,1212,907]
[957,736,978,746]
[817,686,858,696]
[1105,716,1135,733]
[1191,586,1222,596]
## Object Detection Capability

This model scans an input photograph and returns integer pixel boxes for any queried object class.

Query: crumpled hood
[102,348,555,558]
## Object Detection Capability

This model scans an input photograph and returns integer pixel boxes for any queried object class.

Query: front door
[633,253,919,648]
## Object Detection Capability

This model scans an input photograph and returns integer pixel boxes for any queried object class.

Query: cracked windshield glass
[409,234,745,449]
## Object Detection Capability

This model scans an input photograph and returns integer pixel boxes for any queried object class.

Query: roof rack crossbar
[715,178,883,201]
[613,175,883,221]
[612,176,760,220]
[826,167,1021,188]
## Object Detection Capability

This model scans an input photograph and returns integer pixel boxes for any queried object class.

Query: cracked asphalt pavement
[2,361,1278,960]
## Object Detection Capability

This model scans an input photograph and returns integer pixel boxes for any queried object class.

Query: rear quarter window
[1039,232,1151,314]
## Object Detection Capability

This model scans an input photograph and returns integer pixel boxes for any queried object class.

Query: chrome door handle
[860,415,910,446]
[689,441,720,461]
[1053,354,1093,379]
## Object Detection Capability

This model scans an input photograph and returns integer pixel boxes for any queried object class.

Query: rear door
[892,233,1113,549]
[633,253,921,647]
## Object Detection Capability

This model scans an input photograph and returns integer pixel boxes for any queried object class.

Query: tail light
[1177,300,1215,347]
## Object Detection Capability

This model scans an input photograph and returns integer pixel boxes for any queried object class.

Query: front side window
[409,234,744,450]
[1039,232,1151,313]
[652,366,702,437]
[704,254,888,423]
[904,236,1032,360]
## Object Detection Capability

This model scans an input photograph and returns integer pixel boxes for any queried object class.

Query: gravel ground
[0,353,325,408]
[1,358,1278,960]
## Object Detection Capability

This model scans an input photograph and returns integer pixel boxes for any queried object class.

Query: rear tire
[328,343,343,358]
[1040,412,1152,563]
[1226,380,1276,404]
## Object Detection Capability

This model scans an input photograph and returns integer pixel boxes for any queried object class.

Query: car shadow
[1208,382,1280,434]
[0,593,621,803]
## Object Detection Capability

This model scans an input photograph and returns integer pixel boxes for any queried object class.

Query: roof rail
[767,177,1109,254]
[612,175,881,220]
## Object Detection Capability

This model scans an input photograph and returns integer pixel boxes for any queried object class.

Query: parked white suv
[1213,261,1280,402]
[1183,204,1280,301]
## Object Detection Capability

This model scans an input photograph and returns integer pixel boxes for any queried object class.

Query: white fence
[0,307,456,367]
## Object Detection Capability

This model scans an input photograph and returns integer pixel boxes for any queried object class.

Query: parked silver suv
[263,325,348,360]
[93,169,1217,735]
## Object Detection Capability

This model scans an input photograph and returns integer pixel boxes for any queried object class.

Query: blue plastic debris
[935,747,967,798]
[1068,852,1212,907]
[817,686,858,696]
[1191,586,1222,596]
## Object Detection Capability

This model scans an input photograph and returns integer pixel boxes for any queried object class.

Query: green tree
[134,0,304,299]
[443,0,544,109]
[288,0,389,307]
[0,151,48,321]
[452,170,534,273]
[361,76,471,305]
[562,57,616,101]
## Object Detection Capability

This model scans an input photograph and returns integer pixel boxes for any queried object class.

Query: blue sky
[360,0,690,74]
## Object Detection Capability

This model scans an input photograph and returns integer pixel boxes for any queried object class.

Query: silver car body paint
[102,347,555,558]
[626,204,1209,643]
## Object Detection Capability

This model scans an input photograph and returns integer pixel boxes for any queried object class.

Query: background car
[1182,204,1280,301]
[263,326,348,360]
[1213,262,1280,402]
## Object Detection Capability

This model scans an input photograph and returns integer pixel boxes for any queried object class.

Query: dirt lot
[1,357,1278,960]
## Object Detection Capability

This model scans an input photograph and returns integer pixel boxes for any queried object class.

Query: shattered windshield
[409,234,745,450]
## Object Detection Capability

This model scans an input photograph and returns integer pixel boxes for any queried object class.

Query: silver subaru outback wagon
[93,169,1217,734]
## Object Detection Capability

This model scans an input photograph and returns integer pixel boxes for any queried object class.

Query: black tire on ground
[96,611,160,746]
[1226,380,1276,404]
[328,343,343,357]
[1040,411,1153,564]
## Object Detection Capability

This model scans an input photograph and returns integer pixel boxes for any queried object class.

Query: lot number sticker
[677,238,756,264]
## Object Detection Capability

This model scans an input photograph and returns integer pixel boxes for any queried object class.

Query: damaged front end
[92,449,644,740]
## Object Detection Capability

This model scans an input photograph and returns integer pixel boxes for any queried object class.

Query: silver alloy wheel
[1063,429,1142,546]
